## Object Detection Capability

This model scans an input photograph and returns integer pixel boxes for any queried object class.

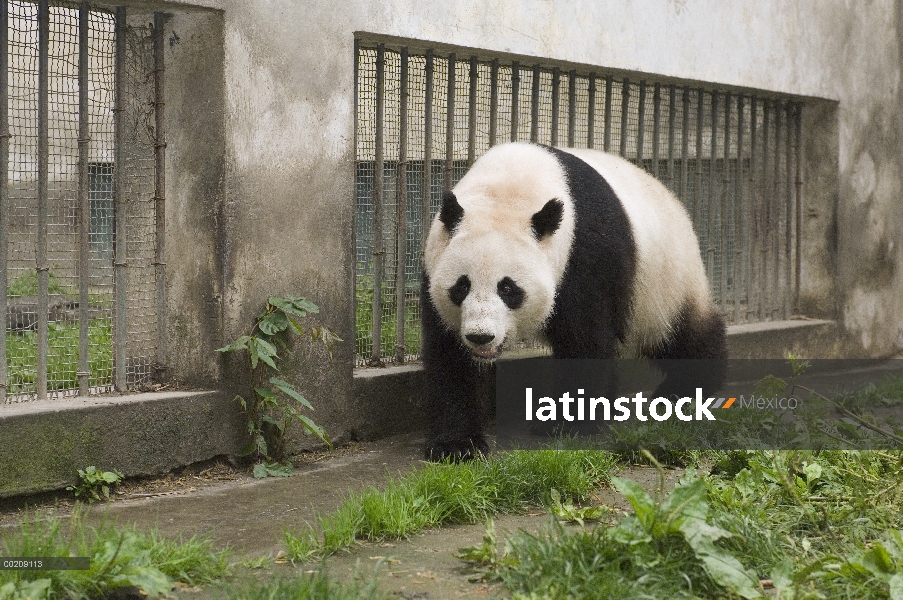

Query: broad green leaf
[250,338,278,370]
[259,311,290,336]
[696,549,763,599]
[253,463,269,478]
[270,377,313,409]
[216,335,251,353]
[889,573,903,600]
[261,414,285,434]
[255,387,277,401]
[611,477,656,531]
[238,441,258,457]
[263,462,293,477]
[295,413,331,447]
[289,296,320,314]
[287,316,304,334]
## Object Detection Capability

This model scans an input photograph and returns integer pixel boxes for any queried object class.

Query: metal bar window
[354,40,806,365]
[3,1,164,401]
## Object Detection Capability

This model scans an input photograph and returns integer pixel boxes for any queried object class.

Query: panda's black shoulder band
[439,190,464,233]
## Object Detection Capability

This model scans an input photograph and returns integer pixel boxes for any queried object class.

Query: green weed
[65,466,123,503]
[283,449,618,561]
[220,567,389,600]
[0,507,231,599]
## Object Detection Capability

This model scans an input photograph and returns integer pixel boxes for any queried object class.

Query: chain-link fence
[2,1,165,401]
[355,41,804,367]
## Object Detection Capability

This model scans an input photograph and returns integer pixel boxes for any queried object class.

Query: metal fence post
[153,12,167,379]
[37,0,49,400]
[368,44,384,366]
[77,2,90,395]
[113,5,128,389]
[395,47,408,364]
[0,2,8,400]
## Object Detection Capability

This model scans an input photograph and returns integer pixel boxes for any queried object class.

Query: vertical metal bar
[369,44,385,365]
[720,93,731,319]
[550,67,560,147]
[510,61,519,142]
[784,102,793,318]
[0,1,8,399]
[759,100,770,321]
[587,73,595,149]
[467,56,477,166]
[734,95,744,323]
[794,103,803,314]
[619,78,629,157]
[395,48,409,364]
[530,64,539,143]
[567,70,575,147]
[708,91,718,288]
[748,96,758,321]
[422,50,433,252]
[694,90,703,228]
[37,0,49,399]
[667,84,675,187]
[603,76,612,152]
[352,39,359,361]
[77,3,91,395]
[680,87,690,208]
[637,80,646,166]
[652,83,660,177]
[152,12,166,382]
[444,53,455,190]
[772,102,782,319]
[488,58,498,148]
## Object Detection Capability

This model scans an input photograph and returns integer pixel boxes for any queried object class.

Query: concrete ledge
[0,390,245,498]
[353,365,426,441]
[352,319,857,441]
[726,318,857,358]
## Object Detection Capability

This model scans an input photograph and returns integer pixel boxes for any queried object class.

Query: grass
[0,507,231,599]
[283,448,618,560]
[5,270,114,395]
[220,568,390,600]
[5,320,113,396]
[493,450,903,599]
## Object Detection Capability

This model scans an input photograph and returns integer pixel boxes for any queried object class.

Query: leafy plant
[217,295,340,477]
[548,488,608,526]
[0,507,230,599]
[65,466,123,502]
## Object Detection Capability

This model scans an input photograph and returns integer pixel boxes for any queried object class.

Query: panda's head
[424,144,574,362]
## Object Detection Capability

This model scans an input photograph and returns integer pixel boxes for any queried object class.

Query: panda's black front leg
[421,275,489,461]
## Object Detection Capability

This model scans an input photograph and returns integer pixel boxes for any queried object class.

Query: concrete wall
[150,0,903,446]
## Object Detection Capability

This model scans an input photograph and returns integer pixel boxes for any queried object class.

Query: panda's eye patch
[497,277,525,309]
[448,275,471,306]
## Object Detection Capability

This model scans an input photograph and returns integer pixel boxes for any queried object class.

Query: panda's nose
[465,333,495,346]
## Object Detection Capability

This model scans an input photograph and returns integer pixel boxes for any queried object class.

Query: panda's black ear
[439,190,464,234]
[531,198,564,239]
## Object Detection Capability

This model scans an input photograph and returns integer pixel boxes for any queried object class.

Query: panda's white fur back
[562,148,714,356]
[424,141,716,357]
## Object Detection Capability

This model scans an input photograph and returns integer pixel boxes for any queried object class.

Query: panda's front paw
[424,436,489,462]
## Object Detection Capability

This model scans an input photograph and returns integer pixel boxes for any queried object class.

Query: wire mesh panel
[355,41,804,365]
[3,2,162,401]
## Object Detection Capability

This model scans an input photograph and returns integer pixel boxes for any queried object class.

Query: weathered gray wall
[155,0,903,445]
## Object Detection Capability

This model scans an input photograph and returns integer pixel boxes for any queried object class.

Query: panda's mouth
[471,346,500,360]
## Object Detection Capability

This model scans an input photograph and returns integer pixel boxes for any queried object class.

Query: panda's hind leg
[646,303,727,399]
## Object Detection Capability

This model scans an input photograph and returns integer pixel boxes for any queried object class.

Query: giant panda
[421,142,727,461]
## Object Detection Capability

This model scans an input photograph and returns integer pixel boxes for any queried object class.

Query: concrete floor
[0,432,669,599]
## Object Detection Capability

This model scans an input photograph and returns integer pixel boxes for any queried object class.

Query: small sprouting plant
[217,295,340,478]
[66,466,123,502]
